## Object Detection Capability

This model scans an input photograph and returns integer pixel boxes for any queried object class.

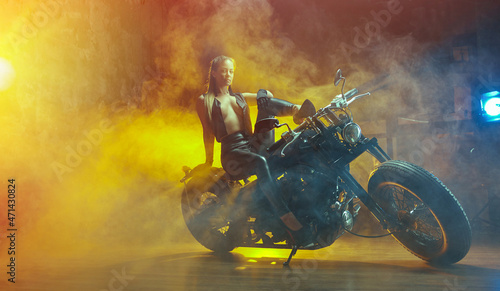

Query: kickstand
[283,245,298,267]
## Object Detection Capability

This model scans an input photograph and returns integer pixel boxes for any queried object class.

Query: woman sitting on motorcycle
[196,55,315,247]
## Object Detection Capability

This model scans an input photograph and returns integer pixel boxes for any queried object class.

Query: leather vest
[211,93,253,142]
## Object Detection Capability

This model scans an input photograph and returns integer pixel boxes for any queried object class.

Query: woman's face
[212,59,234,88]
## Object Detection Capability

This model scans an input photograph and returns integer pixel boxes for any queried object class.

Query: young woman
[196,55,314,247]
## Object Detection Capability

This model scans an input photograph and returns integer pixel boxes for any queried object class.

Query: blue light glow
[480,91,500,122]
[483,91,500,98]
[484,97,500,117]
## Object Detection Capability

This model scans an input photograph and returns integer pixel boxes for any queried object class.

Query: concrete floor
[7,231,500,291]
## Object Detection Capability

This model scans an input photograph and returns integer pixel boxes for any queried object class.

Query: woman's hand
[191,163,212,175]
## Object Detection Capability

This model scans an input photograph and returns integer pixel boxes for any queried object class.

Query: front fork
[336,138,398,232]
[338,170,394,231]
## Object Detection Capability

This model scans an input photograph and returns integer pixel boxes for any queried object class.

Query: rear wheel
[181,169,235,252]
[368,160,471,264]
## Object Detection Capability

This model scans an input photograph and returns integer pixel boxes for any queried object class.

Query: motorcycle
[180,69,471,266]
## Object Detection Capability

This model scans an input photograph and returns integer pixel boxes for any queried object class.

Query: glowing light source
[480,91,500,122]
[484,98,500,116]
[0,57,15,91]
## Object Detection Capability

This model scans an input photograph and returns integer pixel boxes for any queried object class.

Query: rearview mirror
[334,69,343,86]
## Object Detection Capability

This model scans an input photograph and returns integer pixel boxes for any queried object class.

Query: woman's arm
[196,95,214,165]
[243,90,301,117]
[242,90,274,106]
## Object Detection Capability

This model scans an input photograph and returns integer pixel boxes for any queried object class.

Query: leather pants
[220,97,296,217]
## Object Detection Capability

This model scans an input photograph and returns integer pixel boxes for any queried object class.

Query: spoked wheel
[181,169,235,252]
[377,183,446,256]
[368,160,471,264]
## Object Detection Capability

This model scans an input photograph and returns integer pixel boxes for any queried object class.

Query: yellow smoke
[0,0,480,261]
[0,0,316,258]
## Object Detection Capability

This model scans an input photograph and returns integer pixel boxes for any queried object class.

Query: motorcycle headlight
[342,122,362,144]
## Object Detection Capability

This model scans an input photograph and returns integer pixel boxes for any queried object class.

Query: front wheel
[368,160,471,264]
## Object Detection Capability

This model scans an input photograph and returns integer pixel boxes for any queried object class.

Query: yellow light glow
[0,57,15,91]
[234,247,290,259]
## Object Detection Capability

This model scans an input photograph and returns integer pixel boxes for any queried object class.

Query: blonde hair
[204,55,235,122]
